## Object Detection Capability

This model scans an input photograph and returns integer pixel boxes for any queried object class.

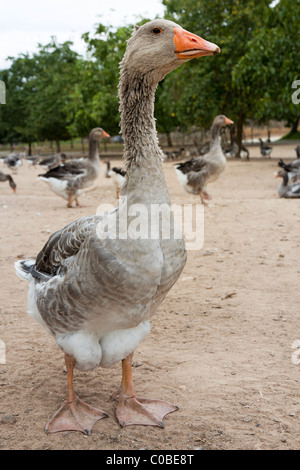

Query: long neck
[210,123,221,149]
[89,138,99,163]
[119,68,168,203]
[282,172,289,187]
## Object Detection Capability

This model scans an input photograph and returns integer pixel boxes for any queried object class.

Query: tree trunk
[28,141,32,156]
[291,116,300,134]
[166,132,172,147]
[56,139,60,153]
[236,114,245,158]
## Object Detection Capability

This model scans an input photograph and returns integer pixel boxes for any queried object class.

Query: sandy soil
[0,142,300,451]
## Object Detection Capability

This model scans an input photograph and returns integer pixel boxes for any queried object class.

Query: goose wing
[176,158,206,175]
[39,161,87,181]
[35,215,101,277]
[290,182,300,196]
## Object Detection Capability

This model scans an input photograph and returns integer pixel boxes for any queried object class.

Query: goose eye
[152,27,162,35]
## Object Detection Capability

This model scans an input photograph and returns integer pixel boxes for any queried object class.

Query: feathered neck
[88,137,99,163]
[118,67,163,173]
[210,122,222,147]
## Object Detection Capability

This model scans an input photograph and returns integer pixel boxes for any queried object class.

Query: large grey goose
[175,115,233,204]
[15,19,220,434]
[38,127,109,207]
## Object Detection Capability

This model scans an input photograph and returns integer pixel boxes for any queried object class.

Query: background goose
[109,166,127,198]
[175,115,233,204]
[295,144,300,160]
[224,136,239,159]
[39,153,67,170]
[39,128,109,207]
[26,153,41,167]
[15,18,219,435]
[278,157,300,183]
[259,138,272,157]
[4,153,22,173]
[275,169,300,198]
[0,171,16,192]
[240,144,250,160]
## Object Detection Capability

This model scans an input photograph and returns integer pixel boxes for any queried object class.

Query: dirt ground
[0,142,300,451]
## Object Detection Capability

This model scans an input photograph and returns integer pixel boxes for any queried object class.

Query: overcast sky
[0,0,165,69]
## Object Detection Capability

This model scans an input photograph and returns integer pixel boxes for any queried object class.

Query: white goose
[15,19,219,434]
[39,128,109,207]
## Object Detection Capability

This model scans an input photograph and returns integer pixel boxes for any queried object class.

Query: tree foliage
[0,0,298,151]
[232,0,300,133]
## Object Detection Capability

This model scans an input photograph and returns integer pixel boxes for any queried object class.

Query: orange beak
[102,130,110,138]
[225,117,234,125]
[174,27,220,59]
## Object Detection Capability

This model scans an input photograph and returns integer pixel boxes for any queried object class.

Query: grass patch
[279,130,300,141]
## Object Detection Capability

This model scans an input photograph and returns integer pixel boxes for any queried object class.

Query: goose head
[212,115,234,128]
[122,19,220,84]
[89,127,110,141]
[275,170,289,185]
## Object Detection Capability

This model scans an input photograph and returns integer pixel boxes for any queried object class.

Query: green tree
[0,55,39,152]
[0,40,81,153]
[233,0,300,136]
[78,23,134,137]
[163,0,273,154]
[31,39,81,151]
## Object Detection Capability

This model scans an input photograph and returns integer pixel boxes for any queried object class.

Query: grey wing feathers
[176,158,206,174]
[35,215,101,276]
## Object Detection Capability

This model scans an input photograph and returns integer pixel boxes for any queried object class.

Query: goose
[224,136,239,159]
[278,158,300,183]
[192,140,210,157]
[39,128,109,207]
[4,153,22,173]
[295,144,300,160]
[26,154,41,167]
[259,138,272,157]
[109,166,127,198]
[15,19,220,434]
[0,171,16,192]
[240,144,250,160]
[275,169,300,198]
[39,153,67,170]
[175,115,232,204]
[163,148,185,161]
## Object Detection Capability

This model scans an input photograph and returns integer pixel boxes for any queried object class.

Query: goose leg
[67,192,74,208]
[198,189,207,205]
[45,353,108,435]
[115,352,178,428]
